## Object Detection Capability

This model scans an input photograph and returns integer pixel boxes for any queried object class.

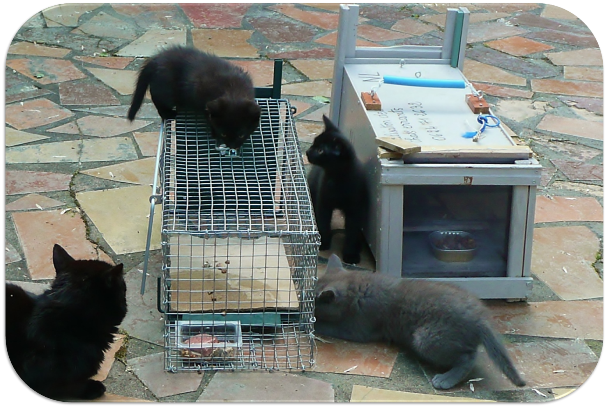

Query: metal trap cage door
[158,98,319,372]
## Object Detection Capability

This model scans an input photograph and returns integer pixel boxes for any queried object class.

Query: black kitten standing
[306,115,369,264]
[128,46,261,149]
[6,245,127,400]
[315,254,526,390]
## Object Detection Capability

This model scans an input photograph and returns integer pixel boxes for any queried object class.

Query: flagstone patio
[4,2,603,403]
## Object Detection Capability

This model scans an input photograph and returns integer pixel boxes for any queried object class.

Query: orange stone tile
[192,29,258,58]
[73,56,134,69]
[289,100,313,117]
[82,158,155,185]
[295,120,324,143]
[487,300,603,339]
[472,83,533,99]
[314,31,377,47]
[535,196,603,223]
[75,115,152,138]
[270,4,340,30]
[463,60,526,86]
[466,21,528,43]
[5,170,72,196]
[508,340,598,389]
[5,194,64,211]
[356,24,410,42]
[231,60,279,87]
[486,36,554,56]
[12,209,112,280]
[531,226,603,301]
[282,80,332,98]
[290,59,334,80]
[181,3,250,28]
[564,66,603,82]
[391,18,435,36]
[531,79,603,98]
[541,4,580,19]
[314,337,399,378]
[537,115,603,141]
[6,58,86,85]
[8,42,71,58]
[546,49,602,66]
[133,132,161,157]
[5,98,74,130]
[551,160,602,182]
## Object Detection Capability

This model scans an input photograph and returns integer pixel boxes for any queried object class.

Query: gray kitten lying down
[314,254,526,390]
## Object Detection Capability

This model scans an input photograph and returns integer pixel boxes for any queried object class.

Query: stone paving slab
[4,3,604,403]
[76,185,162,255]
[5,193,65,212]
[530,226,603,301]
[197,372,335,402]
[127,352,203,398]
[12,209,112,280]
[350,385,493,402]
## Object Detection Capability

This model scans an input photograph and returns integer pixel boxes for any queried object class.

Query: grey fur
[314,254,526,390]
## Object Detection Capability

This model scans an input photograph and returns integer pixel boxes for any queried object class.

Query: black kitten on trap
[306,115,369,265]
[314,254,526,390]
[6,244,127,400]
[128,46,261,149]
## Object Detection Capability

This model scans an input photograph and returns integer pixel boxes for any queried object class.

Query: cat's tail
[479,322,526,387]
[127,60,154,121]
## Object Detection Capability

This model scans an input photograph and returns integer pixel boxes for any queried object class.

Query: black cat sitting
[6,244,127,401]
[306,115,369,264]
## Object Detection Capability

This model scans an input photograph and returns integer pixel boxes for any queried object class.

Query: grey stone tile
[127,352,203,398]
[197,372,334,402]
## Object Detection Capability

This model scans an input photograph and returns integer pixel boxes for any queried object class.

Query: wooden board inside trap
[167,236,298,312]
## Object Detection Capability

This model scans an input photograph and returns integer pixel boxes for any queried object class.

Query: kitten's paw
[79,380,106,400]
[431,374,458,390]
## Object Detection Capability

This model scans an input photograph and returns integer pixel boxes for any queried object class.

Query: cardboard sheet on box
[167,236,298,312]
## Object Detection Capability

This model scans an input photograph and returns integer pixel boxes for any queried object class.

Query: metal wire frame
[152,99,318,372]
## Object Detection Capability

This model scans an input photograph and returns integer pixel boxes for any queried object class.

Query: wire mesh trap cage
[143,97,319,372]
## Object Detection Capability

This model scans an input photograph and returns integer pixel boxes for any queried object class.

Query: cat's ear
[110,263,124,277]
[322,115,338,131]
[316,288,336,303]
[53,244,75,274]
[105,263,124,286]
[326,254,344,274]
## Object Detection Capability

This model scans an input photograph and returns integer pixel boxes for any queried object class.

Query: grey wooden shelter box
[329,5,542,300]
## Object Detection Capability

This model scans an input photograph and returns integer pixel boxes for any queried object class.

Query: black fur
[128,46,261,149]
[6,244,127,400]
[315,254,526,390]
[306,115,369,264]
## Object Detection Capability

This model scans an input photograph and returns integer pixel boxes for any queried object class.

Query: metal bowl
[428,231,477,262]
